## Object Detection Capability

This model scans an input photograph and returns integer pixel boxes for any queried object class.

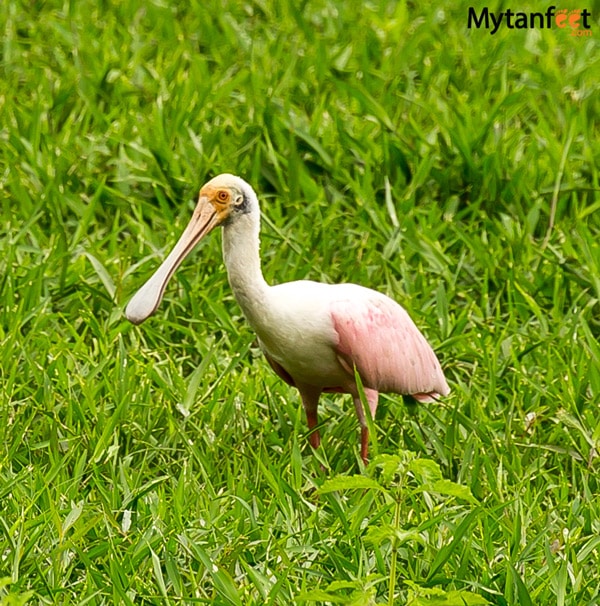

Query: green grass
[1,0,599,603]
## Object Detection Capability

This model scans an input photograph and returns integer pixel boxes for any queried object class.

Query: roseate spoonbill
[125,174,450,463]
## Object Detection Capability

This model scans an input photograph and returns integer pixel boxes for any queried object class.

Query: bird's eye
[216,190,229,203]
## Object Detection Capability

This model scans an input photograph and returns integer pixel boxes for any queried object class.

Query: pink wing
[330,291,450,401]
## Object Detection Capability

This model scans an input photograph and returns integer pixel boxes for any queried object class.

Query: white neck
[221,211,270,328]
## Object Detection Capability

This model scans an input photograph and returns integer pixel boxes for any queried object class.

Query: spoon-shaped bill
[125,197,221,324]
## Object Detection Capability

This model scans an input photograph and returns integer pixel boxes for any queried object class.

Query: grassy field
[1,0,599,604]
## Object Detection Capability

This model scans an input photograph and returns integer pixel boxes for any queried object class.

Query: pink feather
[331,291,449,401]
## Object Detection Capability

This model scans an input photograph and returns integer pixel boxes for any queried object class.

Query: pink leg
[352,388,379,464]
[298,385,322,450]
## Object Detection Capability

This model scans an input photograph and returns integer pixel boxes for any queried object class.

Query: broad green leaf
[365,524,425,546]
[408,458,443,485]
[430,479,478,504]
[372,452,414,484]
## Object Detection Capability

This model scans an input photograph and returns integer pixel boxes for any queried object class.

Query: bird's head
[198,173,256,225]
[124,173,256,324]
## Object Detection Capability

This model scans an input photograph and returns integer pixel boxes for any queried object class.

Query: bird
[125,174,450,464]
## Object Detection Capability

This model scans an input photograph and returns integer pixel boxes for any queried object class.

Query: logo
[467,6,593,36]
